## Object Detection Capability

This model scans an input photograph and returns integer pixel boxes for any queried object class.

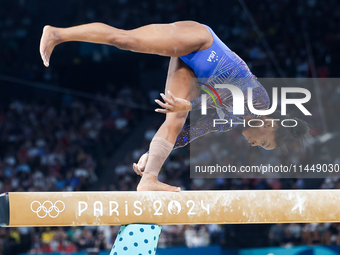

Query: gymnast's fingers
[160,93,174,105]
[155,99,173,110]
[167,91,176,101]
[132,163,139,174]
[133,163,142,176]
[137,164,145,173]
[138,153,148,171]
[155,108,171,113]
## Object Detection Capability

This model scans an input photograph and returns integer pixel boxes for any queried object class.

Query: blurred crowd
[0,224,221,254]
[0,95,136,194]
[1,0,340,254]
[269,222,340,247]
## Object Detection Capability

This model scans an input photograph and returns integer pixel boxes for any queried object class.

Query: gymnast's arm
[173,110,236,149]
[133,109,236,174]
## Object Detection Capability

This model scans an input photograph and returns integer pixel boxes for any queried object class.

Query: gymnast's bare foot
[137,173,181,192]
[40,25,61,67]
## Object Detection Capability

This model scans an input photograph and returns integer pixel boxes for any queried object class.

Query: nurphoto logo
[200,84,312,128]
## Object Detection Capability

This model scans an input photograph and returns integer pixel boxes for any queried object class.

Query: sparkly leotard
[173,25,270,149]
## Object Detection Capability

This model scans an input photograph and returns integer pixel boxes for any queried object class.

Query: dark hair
[267,111,310,148]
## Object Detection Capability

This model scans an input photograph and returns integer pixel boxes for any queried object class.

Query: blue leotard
[174,25,270,149]
[179,25,235,81]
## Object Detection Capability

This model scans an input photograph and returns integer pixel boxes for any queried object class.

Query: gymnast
[40,21,309,192]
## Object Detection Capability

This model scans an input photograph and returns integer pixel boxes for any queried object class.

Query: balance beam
[1,190,340,227]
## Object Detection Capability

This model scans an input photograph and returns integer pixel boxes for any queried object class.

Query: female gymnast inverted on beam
[40,21,309,192]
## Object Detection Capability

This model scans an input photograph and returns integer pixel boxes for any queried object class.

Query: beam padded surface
[3,190,340,226]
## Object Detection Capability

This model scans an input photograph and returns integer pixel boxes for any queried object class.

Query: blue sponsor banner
[237,246,340,255]
[157,245,233,255]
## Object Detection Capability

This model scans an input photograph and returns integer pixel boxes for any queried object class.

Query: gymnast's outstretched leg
[40,21,212,66]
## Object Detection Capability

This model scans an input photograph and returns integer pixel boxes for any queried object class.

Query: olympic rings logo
[30,200,65,218]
